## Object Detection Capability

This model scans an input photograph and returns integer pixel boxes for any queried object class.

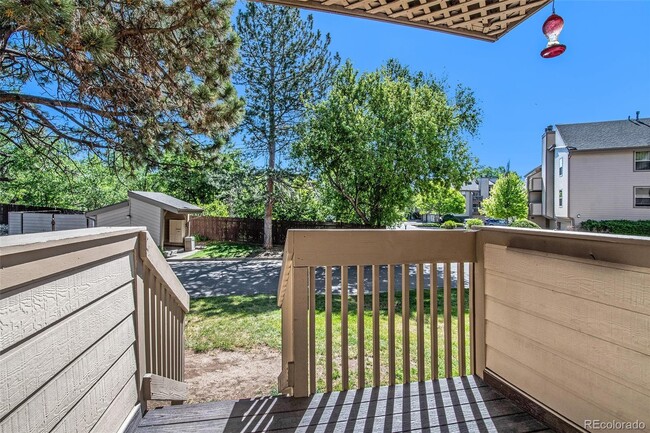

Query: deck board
[137,376,550,432]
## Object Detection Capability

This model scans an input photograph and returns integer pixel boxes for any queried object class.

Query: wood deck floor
[137,376,552,433]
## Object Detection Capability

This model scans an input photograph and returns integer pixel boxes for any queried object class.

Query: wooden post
[134,232,148,411]
[292,267,310,397]
[473,232,486,378]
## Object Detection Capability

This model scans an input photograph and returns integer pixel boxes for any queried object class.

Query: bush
[581,220,650,237]
[441,220,459,229]
[441,214,463,224]
[465,218,484,229]
[193,234,209,242]
[509,219,541,229]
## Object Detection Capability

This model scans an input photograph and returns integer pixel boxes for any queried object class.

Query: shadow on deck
[136,376,551,432]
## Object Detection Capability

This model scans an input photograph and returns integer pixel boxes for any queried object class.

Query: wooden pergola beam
[254,0,552,41]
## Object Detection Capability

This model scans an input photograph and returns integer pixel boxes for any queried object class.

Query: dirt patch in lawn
[184,347,281,403]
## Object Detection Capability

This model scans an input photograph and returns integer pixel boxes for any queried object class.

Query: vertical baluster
[458,262,466,376]
[155,277,162,376]
[372,265,380,387]
[170,296,175,380]
[387,265,396,386]
[165,289,171,378]
[309,267,316,394]
[402,264,410,384]
[357,265,365,388]
[416,263,425,382]
[430,263,438,380]
[144,267,152,374]
[341,266,349,391]
[469,263,475,375]
[444,263,452,378]
[325,266,333,392]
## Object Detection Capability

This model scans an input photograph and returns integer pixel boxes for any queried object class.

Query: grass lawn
[186,241,262,259]
[186,289,470,393]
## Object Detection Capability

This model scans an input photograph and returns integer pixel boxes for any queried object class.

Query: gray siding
[570,149,650,221]
[97,206,131,227]
[130,198,162,246]
[0,245,139,433]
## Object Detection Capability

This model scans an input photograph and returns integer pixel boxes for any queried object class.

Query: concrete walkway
[170,260,469,299]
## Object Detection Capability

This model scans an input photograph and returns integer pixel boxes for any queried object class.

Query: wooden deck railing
[277,229,477,397]
[137,231,190,403]
[0,227,189,433]
[278,226,650,431]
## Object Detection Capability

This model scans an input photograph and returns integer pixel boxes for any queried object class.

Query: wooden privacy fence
[190,216,366,245]
[0,227,189,433]
[277,229,476,397]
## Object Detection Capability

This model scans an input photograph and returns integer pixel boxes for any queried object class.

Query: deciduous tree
[294,60,480,227]
[480,172,528,221]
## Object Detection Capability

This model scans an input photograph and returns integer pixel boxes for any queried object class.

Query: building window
[559,189,563,207]
[559,157,564,176]
[634,187,650,207]
[635,151,650,171]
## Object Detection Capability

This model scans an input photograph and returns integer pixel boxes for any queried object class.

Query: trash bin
[184,236,195,252]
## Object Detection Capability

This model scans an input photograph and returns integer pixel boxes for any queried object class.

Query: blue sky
[235,0,650,175]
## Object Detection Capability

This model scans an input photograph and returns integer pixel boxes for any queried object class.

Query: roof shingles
[556,118,650,151]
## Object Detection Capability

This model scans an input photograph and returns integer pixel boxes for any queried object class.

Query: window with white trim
[634,187,650,207]
[559,189,563,207]
[559,157,564,176]
[635,151,650,171]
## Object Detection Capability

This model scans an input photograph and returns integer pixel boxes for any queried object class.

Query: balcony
[528,178,543,192]
[1,227,649,433]
[529,202,543,216]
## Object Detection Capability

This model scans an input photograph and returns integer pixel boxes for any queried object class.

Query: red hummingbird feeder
[541,1,566,58]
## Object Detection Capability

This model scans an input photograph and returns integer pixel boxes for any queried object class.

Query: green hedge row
[581,220,650,237]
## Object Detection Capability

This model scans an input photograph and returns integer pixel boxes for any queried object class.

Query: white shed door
[169,220,185,244]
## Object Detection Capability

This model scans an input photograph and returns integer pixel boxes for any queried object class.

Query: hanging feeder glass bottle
[540,2,566,58]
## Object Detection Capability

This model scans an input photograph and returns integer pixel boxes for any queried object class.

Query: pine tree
[235,3,339,249]
[0,0,244,164]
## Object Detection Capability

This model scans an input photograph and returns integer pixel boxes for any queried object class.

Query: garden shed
[86,191,203,248]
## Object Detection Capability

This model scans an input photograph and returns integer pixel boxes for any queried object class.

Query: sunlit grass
[186,289,470,392]
[186,241,262,259]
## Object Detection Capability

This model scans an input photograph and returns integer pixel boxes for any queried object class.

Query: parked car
[484,218,508,226]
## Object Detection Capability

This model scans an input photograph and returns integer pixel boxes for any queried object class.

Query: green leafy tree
[1,0,243,164]
[0,139,143,210]
[416,183,466,218]
[294,60,480,227]
[476,165,508,178]
[480,172,528,221]
[235,3,339,248]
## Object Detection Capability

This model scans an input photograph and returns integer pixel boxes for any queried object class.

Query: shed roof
[255,0,551,41]
[85,200,129,216]
[555,118,650,151]
[128,191,203,214]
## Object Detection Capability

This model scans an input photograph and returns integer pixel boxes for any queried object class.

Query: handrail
[278,229,477,397]
[0,227,189,417]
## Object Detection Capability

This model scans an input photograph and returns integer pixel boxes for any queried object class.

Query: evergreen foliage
[1,0,243,163]
[234,2,339,247]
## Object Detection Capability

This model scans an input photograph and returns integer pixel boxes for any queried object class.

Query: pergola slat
[255,0,551,41]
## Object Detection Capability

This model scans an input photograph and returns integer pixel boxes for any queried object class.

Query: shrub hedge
[581,220,650,237]
[509,219,541,229]
[465,218,484,229]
